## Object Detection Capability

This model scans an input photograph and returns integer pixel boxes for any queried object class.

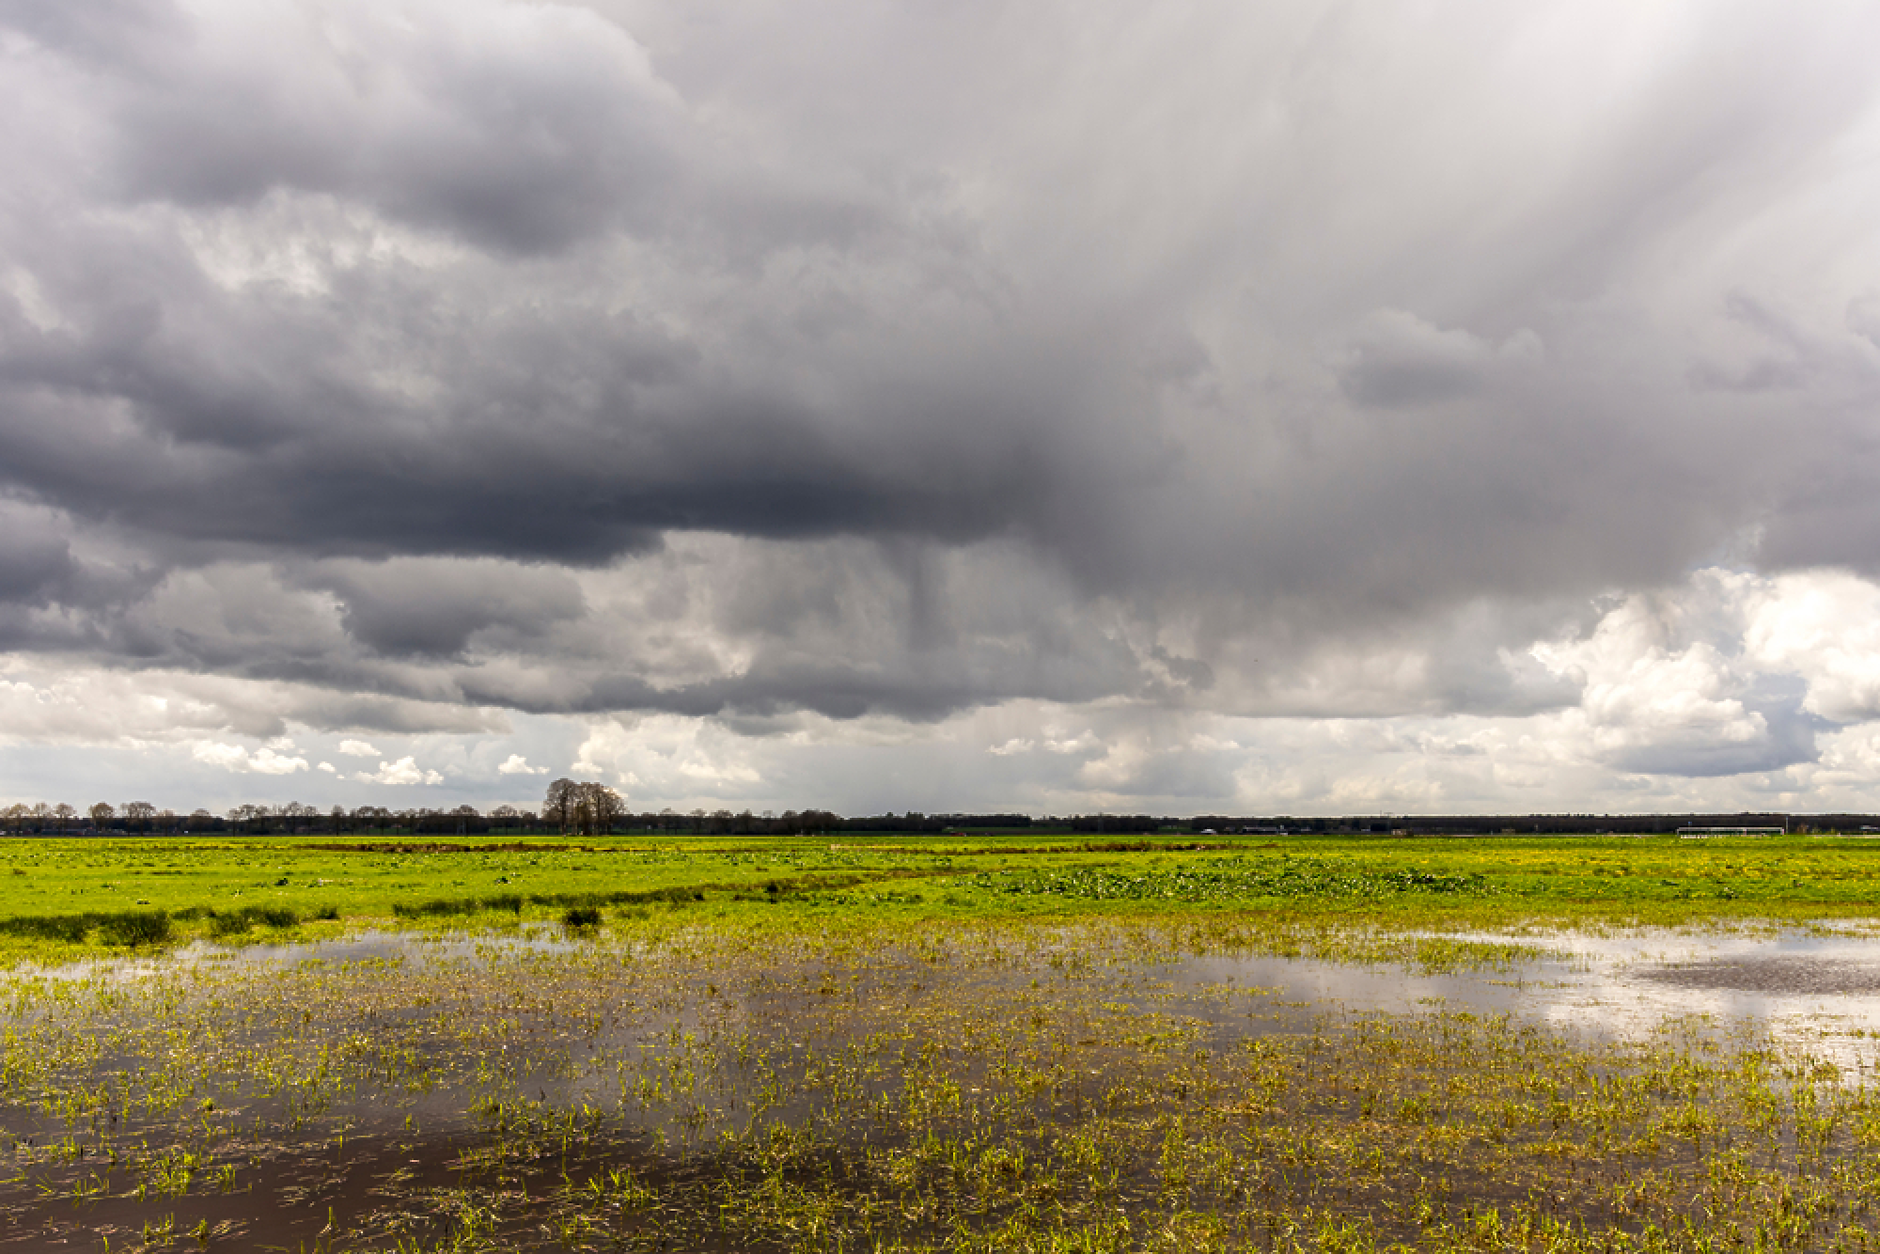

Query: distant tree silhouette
[576,782,624,836]
[543,779,622,835]
[544,779,576,833]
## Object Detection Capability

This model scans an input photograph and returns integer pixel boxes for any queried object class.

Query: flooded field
[7,921,1880,1251]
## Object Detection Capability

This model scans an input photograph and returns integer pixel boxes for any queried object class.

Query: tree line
[0,787,1037,837]
[11,797,1861,838]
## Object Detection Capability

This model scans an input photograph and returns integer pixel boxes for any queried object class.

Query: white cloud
[190,741,310,776]
[573,716,758,798]
[1535,603,1759,753]
[1744,570,1880,723]
[337,739,382,758]
[497,753,548,776]
[317,761,336,773]
[0,655,501,751]
[353,756,444,786]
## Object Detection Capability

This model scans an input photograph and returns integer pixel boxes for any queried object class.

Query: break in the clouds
[4,0,1880,814]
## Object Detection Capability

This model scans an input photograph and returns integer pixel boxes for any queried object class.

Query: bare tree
[576,782,625,836]
[544,779,577,833]
[123,801,157,833]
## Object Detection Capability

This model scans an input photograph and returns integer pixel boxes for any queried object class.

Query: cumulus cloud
[4,2,1880,811]
[191,741,309,775]
[1532,582,1780,777]
[573,716,756,795]
[1743,572,1880,724]
[496,753,547,776]
[353,756,443,786]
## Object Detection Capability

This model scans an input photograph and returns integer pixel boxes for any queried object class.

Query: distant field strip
[976,859,1499,901]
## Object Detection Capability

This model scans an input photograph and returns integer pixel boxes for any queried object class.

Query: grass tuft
[561,905,602,931]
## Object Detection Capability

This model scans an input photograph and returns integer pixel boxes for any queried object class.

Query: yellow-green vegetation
[1,831,1879,964]
[4,833,1880,1250]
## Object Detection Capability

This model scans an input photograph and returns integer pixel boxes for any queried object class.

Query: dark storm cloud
[0,501,74,603]
[3,0,1880,784]
[568,647,1133,725]
[309,559,586,658]
[0,238,1049,562]
[6,0,685,254]
[1335,311,1514,408]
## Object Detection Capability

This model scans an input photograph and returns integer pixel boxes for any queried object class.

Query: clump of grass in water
[394,892,525,918]
[0,908,173,946]
[390,885,724,922]
[95,909,174,946]
[203,905,300,937]
[562,905,602,932]
[0,914,93,944]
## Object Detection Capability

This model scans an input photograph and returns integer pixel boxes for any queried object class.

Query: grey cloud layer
[4,0,1880,768]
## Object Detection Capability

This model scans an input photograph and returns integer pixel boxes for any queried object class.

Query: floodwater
[1171,924,1880,1071]
[5,922,588,984]
[21,921,1880,1070]
[8,921,1880,1249]
[17,921,1880,1092]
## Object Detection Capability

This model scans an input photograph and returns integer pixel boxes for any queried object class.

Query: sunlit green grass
[2,830,1879,964]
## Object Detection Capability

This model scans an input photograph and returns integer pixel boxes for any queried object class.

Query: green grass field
[3,829,1879,963]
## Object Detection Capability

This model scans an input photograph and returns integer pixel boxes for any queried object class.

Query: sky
[4,0,1880,818]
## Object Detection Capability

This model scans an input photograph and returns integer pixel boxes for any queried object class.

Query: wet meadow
[7,831,1880,1250]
